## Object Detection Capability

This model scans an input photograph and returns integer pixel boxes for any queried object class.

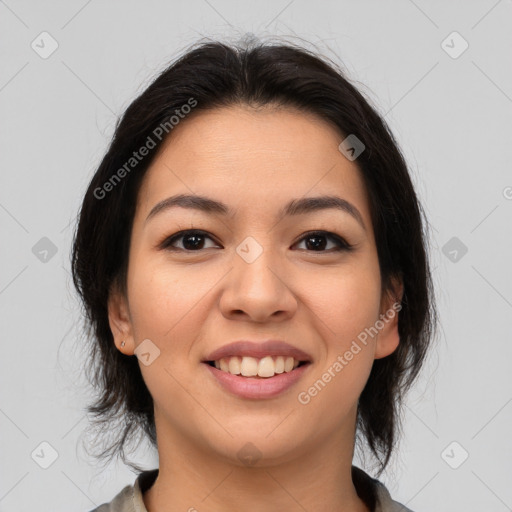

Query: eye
[293,231,353,252]
[159,229,353,253]
[159,230,220,251]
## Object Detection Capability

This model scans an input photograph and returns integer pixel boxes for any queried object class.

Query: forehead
[136,105,371,226]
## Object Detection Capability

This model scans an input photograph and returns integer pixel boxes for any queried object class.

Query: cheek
[302,258,382,343]
[297,285,379,423]
[296,257,381,402]
[125,257,213,404]
[126,252,221,349]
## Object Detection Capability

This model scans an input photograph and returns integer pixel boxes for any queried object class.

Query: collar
[129,466,412,512]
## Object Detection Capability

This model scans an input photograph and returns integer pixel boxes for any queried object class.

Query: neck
[143,410,370,512]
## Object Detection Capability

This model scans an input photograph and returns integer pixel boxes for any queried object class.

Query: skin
[108,104,403,512]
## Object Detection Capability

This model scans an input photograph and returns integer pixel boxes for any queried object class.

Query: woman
[72,38,436,512]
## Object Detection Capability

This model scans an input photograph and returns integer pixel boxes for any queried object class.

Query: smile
[203,359,312,399]
[207,355,307,378]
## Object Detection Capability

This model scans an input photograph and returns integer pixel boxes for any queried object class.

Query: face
[108,105,401,467]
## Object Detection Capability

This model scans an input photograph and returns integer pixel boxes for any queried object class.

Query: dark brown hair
[71,37,437,475]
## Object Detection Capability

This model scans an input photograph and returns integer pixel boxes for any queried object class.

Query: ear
[107,280,135,355]
[374,275,404,360]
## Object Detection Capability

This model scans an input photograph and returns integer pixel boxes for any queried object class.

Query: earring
[120,341,126,347]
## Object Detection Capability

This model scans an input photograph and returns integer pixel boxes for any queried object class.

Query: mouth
[203,356,311,379]
[202,357,312,400]
[201,341,313,398]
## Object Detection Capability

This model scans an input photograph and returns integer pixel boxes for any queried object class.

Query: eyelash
[158,229,354,253]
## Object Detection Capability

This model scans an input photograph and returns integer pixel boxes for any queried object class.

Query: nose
[219,244,298,323]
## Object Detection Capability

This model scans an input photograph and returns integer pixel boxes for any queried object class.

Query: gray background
[1,1,511,511]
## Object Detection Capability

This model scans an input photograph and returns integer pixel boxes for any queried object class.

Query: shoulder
[87,469,158,512]
[352,466,415,512]
[87,483,134,512]
[373,479,415,512]
[89,466,413,512]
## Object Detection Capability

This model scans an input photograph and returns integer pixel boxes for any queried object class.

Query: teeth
[212,356,302,378]
[257,356,275,377]
[275,356,285,374]
[228,357,241,375]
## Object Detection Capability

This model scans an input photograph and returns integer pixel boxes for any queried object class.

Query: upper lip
[204,340,313,363]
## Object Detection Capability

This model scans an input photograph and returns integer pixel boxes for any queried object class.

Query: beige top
[89,466,414,512]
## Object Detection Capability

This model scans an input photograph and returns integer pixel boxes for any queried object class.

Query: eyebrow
[144,193,366,230]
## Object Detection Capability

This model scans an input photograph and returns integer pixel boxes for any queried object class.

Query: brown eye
[160,230,220,251]
[159,229,353,253]
[293,231,352,252]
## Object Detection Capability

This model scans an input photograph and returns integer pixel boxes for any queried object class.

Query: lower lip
[203,362,311,400]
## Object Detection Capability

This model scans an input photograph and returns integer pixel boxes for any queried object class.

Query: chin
[202,429,308,468]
